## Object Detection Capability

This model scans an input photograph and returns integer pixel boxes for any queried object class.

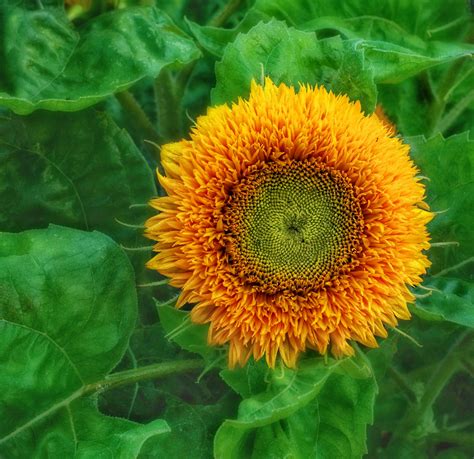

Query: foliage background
[0,0,473,457]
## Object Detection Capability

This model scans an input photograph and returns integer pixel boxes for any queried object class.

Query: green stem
[433,256,474,278]
[116,90,162,145]
[153,0,243,146]
[427,58,467,137]
[389,330,472,444]
[154,69,183,142]
[83,359,204,395]
[438,87,474,134]
[388,367,417,403]
[208,0,243,28]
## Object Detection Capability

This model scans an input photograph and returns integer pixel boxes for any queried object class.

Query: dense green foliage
[0,0,473,457]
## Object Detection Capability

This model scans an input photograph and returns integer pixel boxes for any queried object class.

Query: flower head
[145,79,431,368]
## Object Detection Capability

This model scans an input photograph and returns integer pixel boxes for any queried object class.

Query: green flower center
[223,159,364,295]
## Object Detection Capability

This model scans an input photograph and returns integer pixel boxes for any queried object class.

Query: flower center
[223,159,364,294]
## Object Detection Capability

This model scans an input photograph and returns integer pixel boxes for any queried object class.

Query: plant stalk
[83,359,204,395]
[389,330,472,446]
[208,0,243,27]
[116,90,162,146]
[427,58,467,137]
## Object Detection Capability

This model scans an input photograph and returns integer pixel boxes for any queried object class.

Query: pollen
[224,159,364,294]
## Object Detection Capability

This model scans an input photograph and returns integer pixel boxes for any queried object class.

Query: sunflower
[145,79,432,368]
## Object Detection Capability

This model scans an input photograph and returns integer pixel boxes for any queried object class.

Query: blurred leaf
[0,226,168,456]
[0,109,155,272]
[215,354,376,459]
[409,133,474,277]
[413,277,474,328]
[0,5,200,114]
[212,20,377,113]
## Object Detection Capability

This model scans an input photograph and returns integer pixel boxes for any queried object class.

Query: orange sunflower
[145,79,432,368]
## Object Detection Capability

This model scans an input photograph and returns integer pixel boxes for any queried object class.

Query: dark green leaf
[0,109,155,259]
[0,5,200,114]
[310,358,377,458]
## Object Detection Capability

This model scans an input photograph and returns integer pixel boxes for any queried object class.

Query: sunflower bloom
[145,79,432,368]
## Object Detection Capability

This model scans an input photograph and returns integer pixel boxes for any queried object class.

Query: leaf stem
[438,87,474,134]
[390,330,472,444]
[433,256,474,277]
[154,69,184,142]
[116,90,162,146]
[208,0,243,28]
[427,58,467,137]
[387,367,417,403]
[83,359,204,395]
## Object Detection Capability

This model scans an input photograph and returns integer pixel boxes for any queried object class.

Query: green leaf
[69,399,169,459]
[190,0,473,72]
[0,226,168,456]
[409,133,474,277]
[0,5,200,114]
[186,20,236,58]
[157,303,217,362]
[377,78,430,137]
[212,20,377,113]
[359,40,473,84]
[413,277,474,328]
[252,0,472,41]
[309,361,377,458]
[0,225,136,382]
[220,359,269,399]
[0,109,155,257]
[214,355,376,459]
[214,358,338,459]
[139,393,237,459]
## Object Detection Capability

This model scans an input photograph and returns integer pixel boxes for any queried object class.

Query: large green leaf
[0,109,155,257]
[409,133,474,277]
[189,0,472,77]
[214,355,376,459]
[212,20,377,113]
[0,226,168,456]
[0,5,200,114]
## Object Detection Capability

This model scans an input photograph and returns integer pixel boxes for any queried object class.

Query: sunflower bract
[145,79,432,368]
